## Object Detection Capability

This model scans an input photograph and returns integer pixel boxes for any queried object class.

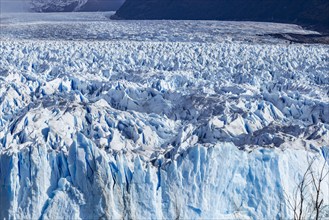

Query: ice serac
[1,14,329,219]
[1,140,328,219]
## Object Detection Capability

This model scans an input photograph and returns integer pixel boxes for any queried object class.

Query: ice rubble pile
[0,38,329,219]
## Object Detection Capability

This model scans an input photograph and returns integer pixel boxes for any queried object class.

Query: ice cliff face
[0,13,329,219]
[2,139,328,219]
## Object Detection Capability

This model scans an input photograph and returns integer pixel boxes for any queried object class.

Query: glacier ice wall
[1,19,329,219]
[1,139,328,219]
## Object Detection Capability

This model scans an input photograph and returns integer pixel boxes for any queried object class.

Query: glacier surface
[0,12,329,219]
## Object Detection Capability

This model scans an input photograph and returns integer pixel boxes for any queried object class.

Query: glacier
[0,12,329,219]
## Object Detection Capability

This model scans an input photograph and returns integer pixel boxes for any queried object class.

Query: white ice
[0,12,329,220]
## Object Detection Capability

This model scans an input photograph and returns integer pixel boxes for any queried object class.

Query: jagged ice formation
[0,13,329,219]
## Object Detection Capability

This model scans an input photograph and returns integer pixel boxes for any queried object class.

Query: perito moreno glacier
[0,12,329,219]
